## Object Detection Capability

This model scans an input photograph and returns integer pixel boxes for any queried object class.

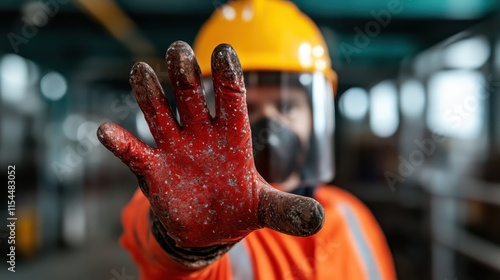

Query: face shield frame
[201,71,335,186]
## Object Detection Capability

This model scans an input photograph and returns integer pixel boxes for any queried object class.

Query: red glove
[98,41,324,255]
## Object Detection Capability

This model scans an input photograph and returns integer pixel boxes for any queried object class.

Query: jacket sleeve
[120,188,232,280]
[315,186,397,280]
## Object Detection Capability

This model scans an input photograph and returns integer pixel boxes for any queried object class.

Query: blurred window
[427,70,485,139]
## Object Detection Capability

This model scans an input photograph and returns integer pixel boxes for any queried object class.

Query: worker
[97,0,396,279]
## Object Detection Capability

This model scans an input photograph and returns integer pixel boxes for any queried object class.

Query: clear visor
[203,71,335,185]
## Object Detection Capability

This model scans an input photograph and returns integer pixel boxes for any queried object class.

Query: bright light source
[0,54,28,104]
[311,72,328,133]
[443,36,490,69]
[242,5,253,21]
[298,42,312,67]
[427,70,485,139]
[222,6,236,20]
[400,79,426,119]
[369,81,399,138]
[314,59,327,71]
[339,87,369,121]
[40,71,67,101]
[312,45,324,58]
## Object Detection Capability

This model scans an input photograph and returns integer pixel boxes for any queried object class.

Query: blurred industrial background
[1,0,500,279]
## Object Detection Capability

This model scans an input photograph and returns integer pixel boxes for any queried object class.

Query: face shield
[203,71,335,187]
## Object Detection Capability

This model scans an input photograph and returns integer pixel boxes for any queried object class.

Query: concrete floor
[0,241,138,280]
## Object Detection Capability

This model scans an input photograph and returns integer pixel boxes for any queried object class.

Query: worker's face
[246,86,312,145]
[202,72,336,190]
[246,85,312,191]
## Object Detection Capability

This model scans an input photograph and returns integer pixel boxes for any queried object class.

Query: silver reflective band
[340,203,382,280]
[229,240,254,280]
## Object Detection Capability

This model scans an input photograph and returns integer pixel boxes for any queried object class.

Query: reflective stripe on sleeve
[229,240,254,280]
[340,203,382,280]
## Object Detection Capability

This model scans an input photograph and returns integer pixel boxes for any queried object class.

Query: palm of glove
[98,41,324,248]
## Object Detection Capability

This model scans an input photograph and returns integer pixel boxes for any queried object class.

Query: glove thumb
[257,186,325,236]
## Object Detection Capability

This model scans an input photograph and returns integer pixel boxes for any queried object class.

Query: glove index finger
[130,62,179,147]
[211,44,248,128]
[97,122,156,176]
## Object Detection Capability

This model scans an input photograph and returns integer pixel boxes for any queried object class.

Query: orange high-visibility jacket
[121,186,396,280]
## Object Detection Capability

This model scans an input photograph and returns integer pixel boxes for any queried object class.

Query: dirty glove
[97,41,324,267]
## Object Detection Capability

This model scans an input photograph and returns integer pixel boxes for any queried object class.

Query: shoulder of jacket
[315,185,367,210]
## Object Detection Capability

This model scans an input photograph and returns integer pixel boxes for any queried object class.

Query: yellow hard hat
[193,0,338,92]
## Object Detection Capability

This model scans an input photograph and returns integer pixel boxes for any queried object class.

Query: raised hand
[97,41,324,249]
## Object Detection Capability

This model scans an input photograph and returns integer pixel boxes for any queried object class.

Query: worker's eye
[280,99,299,114]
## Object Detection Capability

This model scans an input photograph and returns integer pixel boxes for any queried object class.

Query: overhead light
[427,70,485,139]
[40,71,67,101]
[370,80,399,138]
[443,36,490,69]
[1,54,28,104]
[400,79,426,119]
[339,87,369,121]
